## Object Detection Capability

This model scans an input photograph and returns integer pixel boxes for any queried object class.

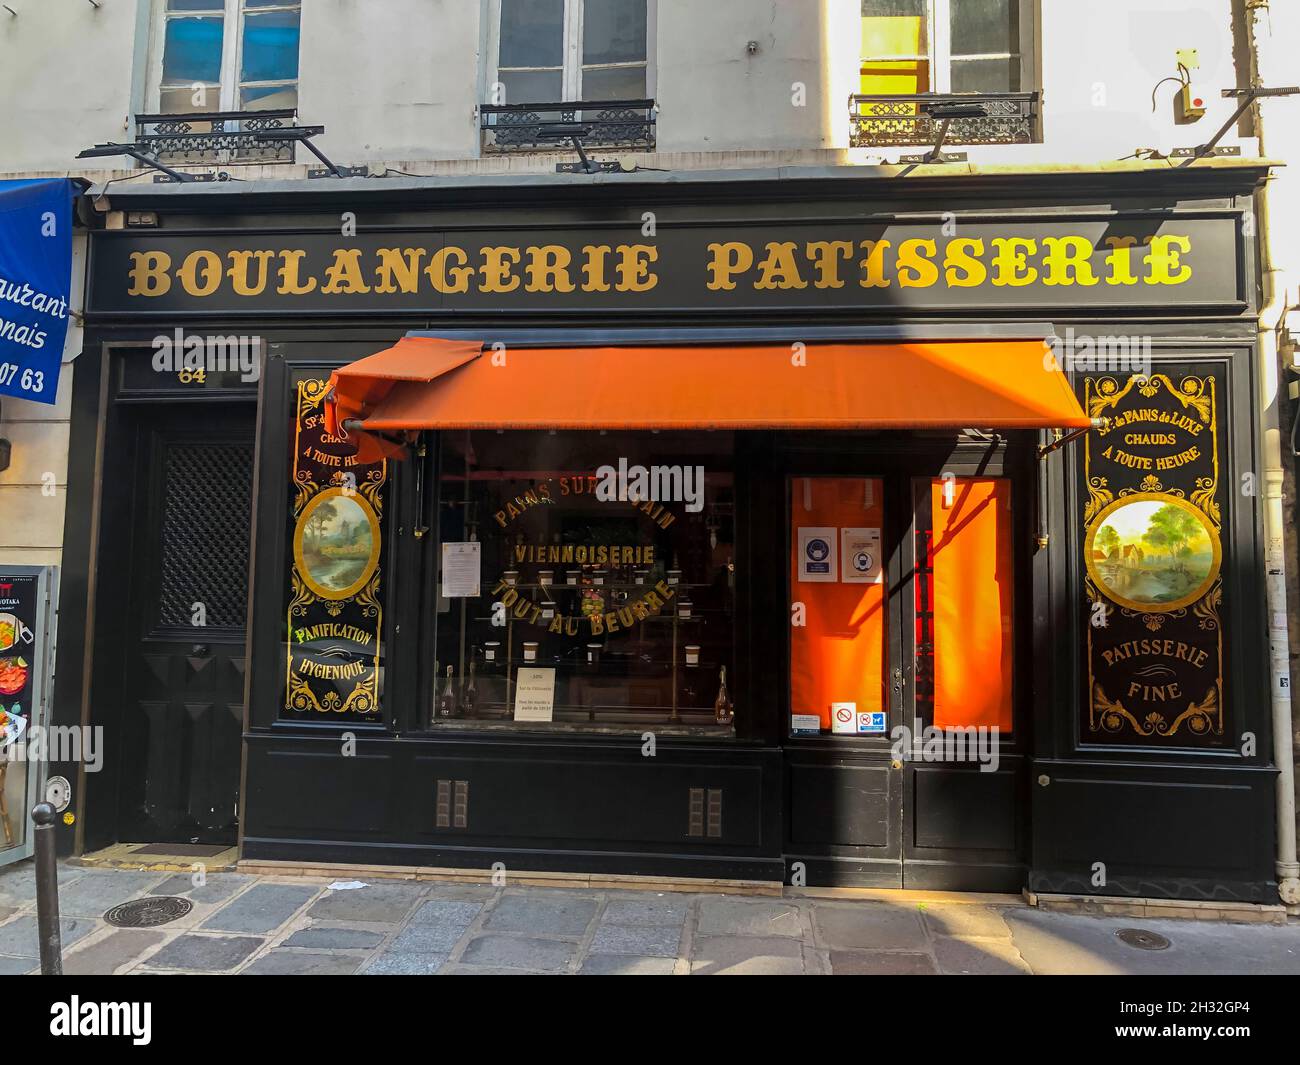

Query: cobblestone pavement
[2,861,1298,975]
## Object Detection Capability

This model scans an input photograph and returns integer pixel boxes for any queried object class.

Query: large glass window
[788,477,888,736]
[494,0,650,104]
[157,0,302,113]
[915,476,1013,732]
[860,0,1026,94]
[430,431,735,735]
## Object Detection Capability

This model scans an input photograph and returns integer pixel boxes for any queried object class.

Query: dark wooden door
[116,408,254,844]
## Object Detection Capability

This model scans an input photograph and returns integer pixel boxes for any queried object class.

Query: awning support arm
[1036,417,1108,459]
[341,418,413,459]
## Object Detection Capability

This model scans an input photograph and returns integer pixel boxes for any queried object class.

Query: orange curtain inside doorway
[789,477,887,729]
[927,478,1014,732]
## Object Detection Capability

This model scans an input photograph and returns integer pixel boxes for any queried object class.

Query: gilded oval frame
[293,487,381,601]
[1084,492,1221,613]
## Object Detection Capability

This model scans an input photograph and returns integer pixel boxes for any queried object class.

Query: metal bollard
[31,802,62,976]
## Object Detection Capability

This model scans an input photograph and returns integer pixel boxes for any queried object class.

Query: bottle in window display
[461,659,478,717]
[438,664,456,719]
[714,666,734,726]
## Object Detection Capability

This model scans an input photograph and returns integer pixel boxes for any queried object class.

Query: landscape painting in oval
[1086,494,1220,613]
[294,488,380,600]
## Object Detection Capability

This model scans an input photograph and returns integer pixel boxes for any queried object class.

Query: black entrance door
[897,459,1031,891]
[782,442,1030,890]
[116,407,255,844]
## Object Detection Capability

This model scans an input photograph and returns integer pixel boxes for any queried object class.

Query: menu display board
[0,566,56,864]
[0,574,39,742]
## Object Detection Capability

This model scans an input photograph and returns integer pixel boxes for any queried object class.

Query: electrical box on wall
[1181,83,1207,120]
[1177,48,1206,120]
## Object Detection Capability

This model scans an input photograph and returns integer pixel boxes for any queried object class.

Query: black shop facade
[53,164,1279,901]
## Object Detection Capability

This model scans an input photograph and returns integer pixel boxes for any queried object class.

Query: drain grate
[1116,927,1171,951]
[104,896,193,928]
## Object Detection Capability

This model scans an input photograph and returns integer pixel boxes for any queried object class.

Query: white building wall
[1032,0,1249,164]
[0,0,1270,177]
[0,0,147,176]
[298,0,484,165]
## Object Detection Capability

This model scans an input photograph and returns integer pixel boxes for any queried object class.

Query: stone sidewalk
[2,860,1298,975]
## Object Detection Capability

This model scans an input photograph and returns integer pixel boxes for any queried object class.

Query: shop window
[789,478,888,736]
[430,431,735,736]
[491,0,652,103]
[916,477,1013,732]
[859,0,1028,94]
[154,0,302,114]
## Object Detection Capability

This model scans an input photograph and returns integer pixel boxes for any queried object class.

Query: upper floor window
[155,0,301,113]
[860,0,1030,95]
[491,0,652,104]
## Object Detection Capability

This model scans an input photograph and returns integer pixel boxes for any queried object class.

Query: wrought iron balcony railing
[481,99,656,153]
[135,109,301,165]
[849,91,1039,149]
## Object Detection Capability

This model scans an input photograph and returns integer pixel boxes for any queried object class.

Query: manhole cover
[1116,927,1171,951]
[104,896,193,928]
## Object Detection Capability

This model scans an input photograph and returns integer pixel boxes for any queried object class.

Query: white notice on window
[441,541,481,597]
[514,667,556,722]
[841,527,882,584]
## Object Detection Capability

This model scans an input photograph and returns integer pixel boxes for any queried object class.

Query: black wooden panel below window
[789,763,891,848]
[911,766,1018,852]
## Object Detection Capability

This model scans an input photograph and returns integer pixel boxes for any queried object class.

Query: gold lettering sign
[284,380,386,719]
[1081,373,1226,745]
[487,473,682,638]
[125,234,1197,300]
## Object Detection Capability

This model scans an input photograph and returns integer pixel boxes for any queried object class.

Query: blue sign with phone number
[0,179,75,405]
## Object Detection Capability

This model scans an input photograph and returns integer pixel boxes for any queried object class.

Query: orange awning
[327,337,1090,451]
[323,336,481,436]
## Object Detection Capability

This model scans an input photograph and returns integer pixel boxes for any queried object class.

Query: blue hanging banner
[0,179,76,405]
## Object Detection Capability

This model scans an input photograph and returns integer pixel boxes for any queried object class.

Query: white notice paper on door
[441,541,481,597]
[797,527,837,583]
[840,527,882,584]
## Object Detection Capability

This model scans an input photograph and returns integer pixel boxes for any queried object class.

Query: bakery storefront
[55,164,1279,899]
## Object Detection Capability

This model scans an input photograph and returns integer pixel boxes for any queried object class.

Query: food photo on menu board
[0,597,36,750]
